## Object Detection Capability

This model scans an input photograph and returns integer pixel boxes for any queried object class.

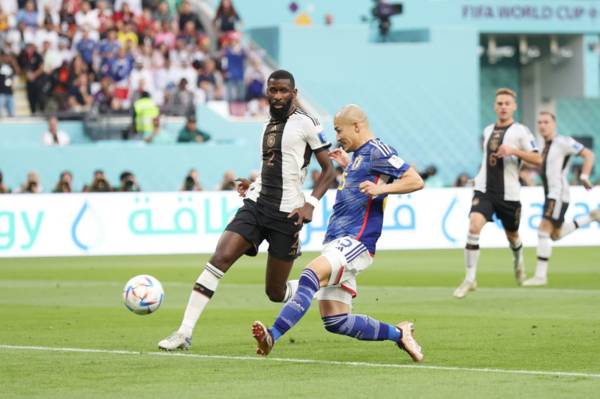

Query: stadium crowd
[0,167,255,193]
[0,0,268,118]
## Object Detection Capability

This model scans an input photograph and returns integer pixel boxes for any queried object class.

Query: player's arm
[360,166,424,196]
[288,149,335,225]
[578,148,595,189]
[496,145,542,166]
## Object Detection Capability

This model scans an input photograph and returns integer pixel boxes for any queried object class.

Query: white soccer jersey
[473,122,538,201]
[246,109,331,213]
[541,135,584,203]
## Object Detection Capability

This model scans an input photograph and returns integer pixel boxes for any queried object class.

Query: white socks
[535,232,552,279]
[464,233,480,282]
[510,238,523,267]
[178,263,224,337]
[283,279,299,302]
[558,214,592,239]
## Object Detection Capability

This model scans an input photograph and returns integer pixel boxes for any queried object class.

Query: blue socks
[322,314,401,342]
[269,268,402,344]
[271,268,320,341]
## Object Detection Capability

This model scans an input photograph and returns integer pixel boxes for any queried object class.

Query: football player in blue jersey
[251,104,425,362]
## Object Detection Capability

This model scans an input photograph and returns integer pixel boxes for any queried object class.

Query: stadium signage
[462,4,598,21]
[0,188,598,257]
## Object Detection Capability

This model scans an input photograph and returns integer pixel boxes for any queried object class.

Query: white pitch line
[1,344,599,380]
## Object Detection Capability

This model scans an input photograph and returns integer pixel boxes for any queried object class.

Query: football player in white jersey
[158,70,336,350]
[523,111,599,286]
[454,88,542,298]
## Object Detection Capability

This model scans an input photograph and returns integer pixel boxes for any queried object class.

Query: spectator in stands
[17,171,42,193]
[165,77,195,116]
[0,170,11,193]
[99,28,121,65]
[93,75,120,113]
[96,0,113,34]
[244,57,264,101]
[222,32,246,102]
[42,116,70,146]
[196,58,224,100]
[0,50,20,118]
[117,21,139,49]
[214,0,241,44]
[133,90,159,137]
[83,169,113,192]
[178,1,203,33]
[67,73,93,112]
[177,115,211,143]
[155,20,177,50]
[16,1,38,29]
[76,29,97,70]
[18,42,45,114]
[453,172,470,187]
[75,1,100,33]
[48,60,73,111]
[154,1,173,25]
[119,170,141,192]
[180,168,203,191]
[53,170,73,193]
[219,170,236,190]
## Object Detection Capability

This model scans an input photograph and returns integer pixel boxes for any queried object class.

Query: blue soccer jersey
[324,139,409,254]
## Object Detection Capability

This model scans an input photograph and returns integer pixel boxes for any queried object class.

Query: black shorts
[470,191,522,232]
[542,198,569,228]
[225,199,302,261]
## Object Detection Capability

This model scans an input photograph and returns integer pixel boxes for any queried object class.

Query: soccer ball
[122,275,164,315]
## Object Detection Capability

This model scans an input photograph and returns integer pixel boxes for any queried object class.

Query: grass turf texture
[1,248,599,398]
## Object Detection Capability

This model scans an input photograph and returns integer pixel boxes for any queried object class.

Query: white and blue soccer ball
[123,275,164,315]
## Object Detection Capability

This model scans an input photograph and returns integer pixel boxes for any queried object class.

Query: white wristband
[580,174,590,181]
[306,195,320,208]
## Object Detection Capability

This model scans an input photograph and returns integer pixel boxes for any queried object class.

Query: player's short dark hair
[268,70,295,88]
[539,111,556,121]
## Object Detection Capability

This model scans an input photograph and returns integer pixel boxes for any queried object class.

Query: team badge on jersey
[267,133,277,147]
[489,132,501,152]
[351,156,364,170]
[318,132,327,144]
[388,155,405,169]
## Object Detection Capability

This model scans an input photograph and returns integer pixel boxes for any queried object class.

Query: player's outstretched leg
[252,268,321,356]
[158,263,224,350]
[524,210,600,286]
[320,313,423,362]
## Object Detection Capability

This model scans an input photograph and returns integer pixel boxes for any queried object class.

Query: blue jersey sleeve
[369,144,409,179]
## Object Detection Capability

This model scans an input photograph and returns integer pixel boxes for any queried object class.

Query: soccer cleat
[590,209,600,222]
[252,320,274,356]
[522,276,547,287]
[453,279,477,298]
[158,332,192,351]
[396,321,424,363]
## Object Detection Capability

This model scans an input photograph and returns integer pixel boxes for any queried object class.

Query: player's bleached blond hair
[495,88,517,99]
[538,111,556,121]
[335,104,369,126]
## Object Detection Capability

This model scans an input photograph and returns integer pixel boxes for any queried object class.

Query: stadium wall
[0,187,598,257]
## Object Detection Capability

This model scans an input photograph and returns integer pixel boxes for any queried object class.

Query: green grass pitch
[1,247,599,398]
